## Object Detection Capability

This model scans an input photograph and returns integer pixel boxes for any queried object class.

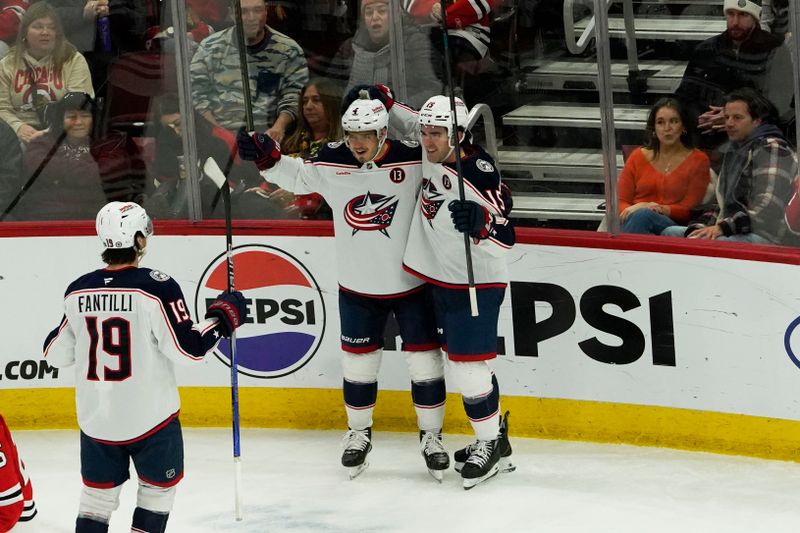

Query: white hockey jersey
[390,103,515,287]
[43,267,222,443]
[403,144,514,287]
[263,138,425,297]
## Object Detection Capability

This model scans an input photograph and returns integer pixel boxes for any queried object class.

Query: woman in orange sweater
[618,98,710,234]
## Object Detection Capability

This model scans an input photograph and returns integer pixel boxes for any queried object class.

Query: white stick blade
[203,157,228,189]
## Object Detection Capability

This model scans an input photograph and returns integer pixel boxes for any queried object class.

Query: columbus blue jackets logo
[420,178,444,224]
[344,191,399,237]
[195,245,326,379]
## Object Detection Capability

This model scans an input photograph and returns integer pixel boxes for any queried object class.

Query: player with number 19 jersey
[43,268,223,443]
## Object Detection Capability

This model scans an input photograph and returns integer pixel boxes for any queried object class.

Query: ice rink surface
[11,428,800,532]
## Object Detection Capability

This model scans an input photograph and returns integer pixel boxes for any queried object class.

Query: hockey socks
[411,377,446,431]
[131,507,169,533]
[76,517,109,533]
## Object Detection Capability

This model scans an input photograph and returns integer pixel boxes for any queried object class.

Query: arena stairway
[502,8,723,225]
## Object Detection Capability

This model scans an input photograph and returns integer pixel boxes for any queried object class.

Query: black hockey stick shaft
[439,0,479,316]
[232,0,255,131]
[205,155,244,521]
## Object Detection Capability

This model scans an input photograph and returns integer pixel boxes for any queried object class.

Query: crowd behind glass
[0,0,797,248]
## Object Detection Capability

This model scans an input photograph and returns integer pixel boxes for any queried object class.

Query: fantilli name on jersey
[262,139,424,297]
[43,268,221,443]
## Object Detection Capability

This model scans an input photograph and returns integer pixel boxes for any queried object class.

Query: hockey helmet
[96,202,153,249]
[342,96,389,161]
[341,97,389,135]
[418,95,469,148]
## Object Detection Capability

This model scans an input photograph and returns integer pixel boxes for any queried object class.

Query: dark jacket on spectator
[698,124,797,244]
[676,27,793,147]
[0,117,22,217]
[12,130,143,220]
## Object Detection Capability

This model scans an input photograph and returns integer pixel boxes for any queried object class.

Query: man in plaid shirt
[662,88,797,245]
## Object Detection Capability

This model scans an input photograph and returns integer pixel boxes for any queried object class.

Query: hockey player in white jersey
[391,93,516,489]
[43,202,248,533]
[237,93,449,480]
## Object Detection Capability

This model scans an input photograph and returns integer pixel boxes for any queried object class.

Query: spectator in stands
[760,0,789,40]
[190,0,308,142]
[405,0,501,106]
[0,118,22,219]
[0,2,93,143]
[618,98,710,235]
[11,92,145,220]
[662,88,797,245]
[144,93,284,220]
[0,1,28,57]
[330,0,441,110]
[270,77,341,219]
[675,0,792,150]
[47,0,108,54]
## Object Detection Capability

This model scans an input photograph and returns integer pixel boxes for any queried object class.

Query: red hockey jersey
[0,414,35,532]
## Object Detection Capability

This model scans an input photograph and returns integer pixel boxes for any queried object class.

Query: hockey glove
[205,291,249,337]
[448,200,493,240]
[236,127,281,171]
[341,84,395,114]
[367,84,394,111]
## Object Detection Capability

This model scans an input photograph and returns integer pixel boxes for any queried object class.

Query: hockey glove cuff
[236,127,281,171]
[448,200,493,240]
[205,291,249,337]
[369,84,394,111]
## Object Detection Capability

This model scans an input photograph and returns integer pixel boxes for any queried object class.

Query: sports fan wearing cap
[43,202,248,533]
[675,0,792,150]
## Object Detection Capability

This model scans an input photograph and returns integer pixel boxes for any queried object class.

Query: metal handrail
[563,0,639,75]
[465,103,499,163]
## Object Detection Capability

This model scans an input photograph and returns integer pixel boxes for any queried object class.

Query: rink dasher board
[2,232,800,458]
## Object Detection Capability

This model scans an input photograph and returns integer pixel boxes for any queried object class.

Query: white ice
[11,428,800,532]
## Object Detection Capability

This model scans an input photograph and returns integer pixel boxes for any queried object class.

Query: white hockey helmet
[418,95,469,148]
[341,97,389,135]
[96,201,153,249]
[342,96,389,161]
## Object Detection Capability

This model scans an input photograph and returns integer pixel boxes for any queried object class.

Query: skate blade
[348,461,369,480]
[456,457,515,474]
[499,457,516,473]
[462,465,500,490]
[427,468,444,483]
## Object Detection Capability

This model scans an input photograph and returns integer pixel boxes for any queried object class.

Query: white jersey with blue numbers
[263,138,425,297]
[43,267,222,443]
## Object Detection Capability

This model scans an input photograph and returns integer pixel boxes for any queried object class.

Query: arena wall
[3,222,800,461]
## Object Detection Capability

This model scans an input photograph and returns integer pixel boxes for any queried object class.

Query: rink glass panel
[1,0,799,249]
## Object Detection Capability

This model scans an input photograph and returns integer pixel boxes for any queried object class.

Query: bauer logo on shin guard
[195,245,326,378]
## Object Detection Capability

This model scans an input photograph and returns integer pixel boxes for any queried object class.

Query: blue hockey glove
[205,291,249,337]
[236,127,281,171]
[448,200,493,240]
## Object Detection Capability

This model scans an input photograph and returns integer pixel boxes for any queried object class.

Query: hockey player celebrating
[396,94,516,489]
[237,94,449,480]
[43,202,248,533]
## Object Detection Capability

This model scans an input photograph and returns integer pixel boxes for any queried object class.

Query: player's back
[44,267,211,443]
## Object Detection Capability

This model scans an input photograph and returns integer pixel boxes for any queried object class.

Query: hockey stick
[232,0,255,132]
[0,129,67,221]
[438,0,479,317]
[204,156,243,521]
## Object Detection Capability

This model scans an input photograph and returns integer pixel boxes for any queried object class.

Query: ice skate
[460,438,501,490]
[455,411,515,474]
[341,427,372,479]
[419,430,449,482]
